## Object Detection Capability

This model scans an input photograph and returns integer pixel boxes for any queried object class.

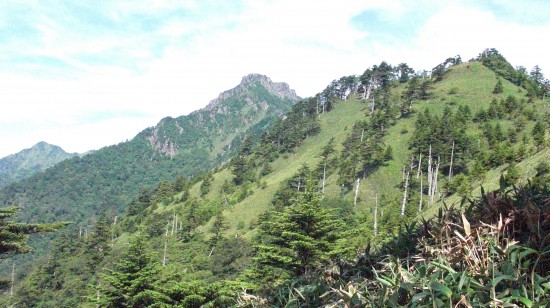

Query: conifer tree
[0,206,68,289]
[532,121,546,150]
[255,179,347,278]
[493,78,504,94]
[96,235,168,307]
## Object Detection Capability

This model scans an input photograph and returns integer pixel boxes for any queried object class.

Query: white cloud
[0,0,549,157]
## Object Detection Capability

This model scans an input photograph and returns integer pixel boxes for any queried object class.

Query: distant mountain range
[0,141,77,189]
[0,73,299,224]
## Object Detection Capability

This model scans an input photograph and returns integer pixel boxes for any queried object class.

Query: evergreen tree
[208,212,228,257]
[200,173,212,196]
[96,235,168,307]
[0,206,68,289]
[84,212,112,271]
[532,121,547,150]
[504,162,521,187]
[493,78,503,94]
[255,180,347,278]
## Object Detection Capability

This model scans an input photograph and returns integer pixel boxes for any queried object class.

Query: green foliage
[200,173,212,197]
[0,142,76,189]
[477,48,517,82]
[0,76,296,280]
[493,78,504,94]
[8,50,550,306]
[254,182,550,307]
[532,121,547,150]
[338,107,394,192]
[96,235,167,307]
[255,180,348,281]
[0,207,67,257]
[431,55,462,81]
[409,106,472,173]
[503,162,521,187]
[258,98,321,154]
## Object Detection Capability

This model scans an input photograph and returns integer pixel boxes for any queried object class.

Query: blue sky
[1,0,549,157]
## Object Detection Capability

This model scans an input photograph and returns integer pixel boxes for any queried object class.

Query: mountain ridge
[0,73,299,221]
[205,73,300,111]
[3,53,550,307]
[0,141,77,189]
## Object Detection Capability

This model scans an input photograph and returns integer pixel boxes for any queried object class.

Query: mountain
[5,53,550,306]
[0,142,76,189]
[0,74,298,285]
[0,73,298,223]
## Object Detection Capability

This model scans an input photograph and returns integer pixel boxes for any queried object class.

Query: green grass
[223,99,368,237]
[157,62,549,238]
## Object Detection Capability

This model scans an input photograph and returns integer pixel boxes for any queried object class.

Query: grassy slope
[197,100,368,237]
[156,62,549,237]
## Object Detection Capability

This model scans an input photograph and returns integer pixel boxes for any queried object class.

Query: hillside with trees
[2,49,549,306]
[0,73,298,286]
[0,142,77,189]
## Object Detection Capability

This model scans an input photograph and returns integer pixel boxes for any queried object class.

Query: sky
[1,0,549,157]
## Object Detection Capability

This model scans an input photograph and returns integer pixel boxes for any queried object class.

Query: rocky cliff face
[146,74,300,159]
[205,74,300,111]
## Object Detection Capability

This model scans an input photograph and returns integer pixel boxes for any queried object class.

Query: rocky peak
[205,74,300,111]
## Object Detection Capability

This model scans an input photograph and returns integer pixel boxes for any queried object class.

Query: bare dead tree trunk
[417,153,422,178]
[321,161,327,197]
[419,170,423,212]
[374,193,378,236]
[297,179,301,192]
[171,213,176,236]
[401,171,410,216]
[162,238,168,267]
[10,262,15,296]
[208,246,215,258]
[354,178,360,206]
[316,98,319,114]
[96,283,100,308]
[360,129,365,143]
[448,141,455,181]
[427,145,433,207]
[432,157,440,205]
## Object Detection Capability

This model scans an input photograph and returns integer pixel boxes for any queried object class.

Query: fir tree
[0,206,68,289]
[96,235,168,307]
[493,78,504,94]
[255,179,348,278]
[532,121,546,150]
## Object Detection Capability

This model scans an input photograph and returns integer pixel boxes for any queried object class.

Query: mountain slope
[0,74,298,224]
[126,60,548,264]
[6,54,550,306]
[0,142,76,189]
[0,74,299,287]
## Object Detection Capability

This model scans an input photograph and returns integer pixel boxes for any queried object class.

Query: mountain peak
[205,74,300,111]
[240,73,271,84]
[32,141,61,151]
[0,141,77,188]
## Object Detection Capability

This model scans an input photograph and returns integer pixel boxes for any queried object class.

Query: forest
[1,49,549,307]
